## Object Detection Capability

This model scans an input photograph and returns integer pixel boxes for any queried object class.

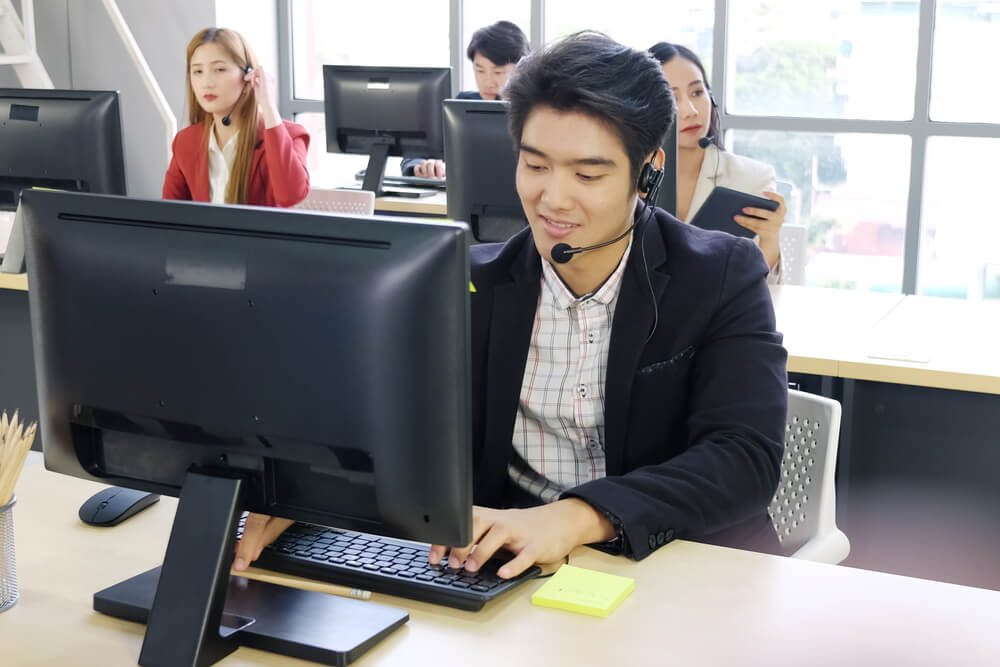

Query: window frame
[276,0,1000,295]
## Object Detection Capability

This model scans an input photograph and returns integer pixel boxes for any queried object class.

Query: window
[460,7,531,93]
[291,0,450,101]
[930,1,1000,123]
[543,0,713,71]
[731,130,911,291]
[727,0,919,119]
[919,137,1000,299]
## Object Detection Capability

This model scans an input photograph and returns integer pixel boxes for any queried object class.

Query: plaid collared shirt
[508,239,633,503]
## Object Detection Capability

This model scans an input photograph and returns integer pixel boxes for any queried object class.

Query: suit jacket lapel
[604,222,670,475]
[688,145,720,221]
[480,239,541,491]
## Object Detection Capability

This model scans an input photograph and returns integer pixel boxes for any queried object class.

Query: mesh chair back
[769,389,844,558]
[296,188,375,215]
[778,224,808,286]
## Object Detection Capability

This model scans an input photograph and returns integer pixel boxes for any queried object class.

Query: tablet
[689,186,779,239]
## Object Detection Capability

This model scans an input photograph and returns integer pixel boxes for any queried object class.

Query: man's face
[515,105,637,268]
[472,52,516,100]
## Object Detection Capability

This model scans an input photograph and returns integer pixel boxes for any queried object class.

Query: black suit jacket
[468,208,787,559]
[401,90,484,175]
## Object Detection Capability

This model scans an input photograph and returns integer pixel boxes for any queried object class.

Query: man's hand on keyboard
[427,499,615,579]
[234,512,294,571]
[414,159,446,179]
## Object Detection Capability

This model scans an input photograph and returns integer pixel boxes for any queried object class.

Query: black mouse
[79,486,160,526]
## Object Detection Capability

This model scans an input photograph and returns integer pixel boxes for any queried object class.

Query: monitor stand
[360,142,392,197]
[93,471,408,666]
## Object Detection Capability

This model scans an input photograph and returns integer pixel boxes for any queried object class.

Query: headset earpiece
[708,90,718,108]
[638,162,663,196]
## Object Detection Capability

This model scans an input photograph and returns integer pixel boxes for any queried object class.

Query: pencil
[231,565,372,601]
[0,411,37,505]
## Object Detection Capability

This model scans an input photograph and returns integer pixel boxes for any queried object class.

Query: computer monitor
[443,99,526,243]
[0,88,126,210]
[21,189,472,665]
[323,65,451,197]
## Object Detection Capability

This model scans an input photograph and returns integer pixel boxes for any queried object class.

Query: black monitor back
[443,99,525,243]
[323,66,451,159]
[22,190,472,546]
[0,89,126,211]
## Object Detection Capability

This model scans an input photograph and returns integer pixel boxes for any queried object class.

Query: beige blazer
[685,146,782,284]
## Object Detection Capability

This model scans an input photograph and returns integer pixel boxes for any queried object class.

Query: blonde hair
[185,27,260,205]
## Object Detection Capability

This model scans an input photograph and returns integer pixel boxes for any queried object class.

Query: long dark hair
[648,42,723,151]
[186,27,260,204]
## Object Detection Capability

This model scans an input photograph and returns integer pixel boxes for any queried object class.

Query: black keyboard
[238,520,541,611]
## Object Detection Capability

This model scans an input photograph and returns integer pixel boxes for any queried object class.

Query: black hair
[648,41,723,150]
[504,31,675,187]
[466,21,530,66]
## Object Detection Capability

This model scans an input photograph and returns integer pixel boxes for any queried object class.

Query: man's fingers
[463,524,508,572]
[496,547,536,579]
[427,544,449,564]
[253,517,294,561]
[235,513,269,570]
[432,161,446,178]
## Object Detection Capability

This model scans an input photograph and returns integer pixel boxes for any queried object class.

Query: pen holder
[0,496,17,613]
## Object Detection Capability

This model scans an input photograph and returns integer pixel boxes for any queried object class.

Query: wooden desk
[374,191,447,217]
[5,464,1000,666]
[770,285,904,377]
[0,271,28,291]
[840,294,1000,395]
[772,285,1000,395]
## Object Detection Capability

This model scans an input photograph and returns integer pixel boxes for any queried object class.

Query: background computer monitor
[0,88,126,210]
[22,189,472,663]
[443,99,525,243]
[323,65,451,196]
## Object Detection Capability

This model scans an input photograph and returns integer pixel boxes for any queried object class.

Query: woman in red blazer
[163,27,309,207]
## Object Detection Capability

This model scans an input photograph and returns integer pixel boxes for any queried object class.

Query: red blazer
[162,118,310,207]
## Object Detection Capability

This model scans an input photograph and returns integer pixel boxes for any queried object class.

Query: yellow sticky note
[469,281,477,293]
[530,564,634,618]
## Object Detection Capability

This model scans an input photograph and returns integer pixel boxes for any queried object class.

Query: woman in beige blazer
[650,42,786,283]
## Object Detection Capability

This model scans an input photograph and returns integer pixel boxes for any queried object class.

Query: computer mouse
[78,486,160,526]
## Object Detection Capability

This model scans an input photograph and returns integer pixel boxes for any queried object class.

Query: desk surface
[772,285,1000,394]
[374,191,447,217]
[0,271,27,291]
[770,284,905,377]
[6,463,1000,666]
[841,293,1000,394]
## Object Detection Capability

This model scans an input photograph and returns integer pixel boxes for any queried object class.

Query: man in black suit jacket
[402,21,529,177]
[426,32,787,579]
[235,32,787,580]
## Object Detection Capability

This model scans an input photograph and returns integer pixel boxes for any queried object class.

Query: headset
[547,159,664,341]
[221,34,254,127]
[549,161,664,265]
[696,90,721,183]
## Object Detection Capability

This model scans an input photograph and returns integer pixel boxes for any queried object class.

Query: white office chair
[295,188,375,215]
[778,223,808,286]
[769,389,850,564]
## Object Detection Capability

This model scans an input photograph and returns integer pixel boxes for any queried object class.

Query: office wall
[0,0,71,88]
[67,0,217,197]
[2,1,216,197]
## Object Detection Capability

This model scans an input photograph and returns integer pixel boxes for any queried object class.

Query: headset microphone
[698,135,714,149]
[549,161,664,265]
[221,65,253,127]
[221,35,254,127]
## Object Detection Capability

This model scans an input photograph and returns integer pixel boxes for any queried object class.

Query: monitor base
[95,567,409,666]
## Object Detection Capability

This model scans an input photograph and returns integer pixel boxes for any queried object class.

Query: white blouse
[207,129,238,204]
